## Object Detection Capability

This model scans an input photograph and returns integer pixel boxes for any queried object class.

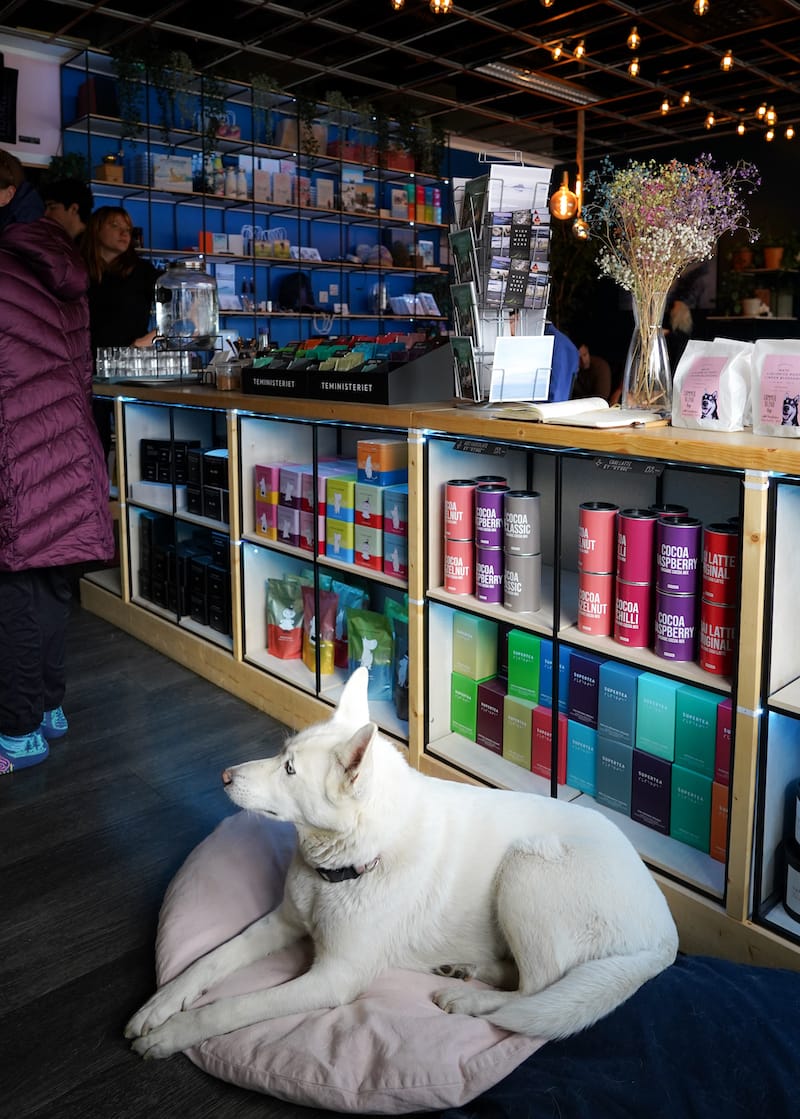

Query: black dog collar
[316,856,380,883]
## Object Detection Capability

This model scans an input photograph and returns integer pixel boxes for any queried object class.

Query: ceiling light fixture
[721,49,733,71]
[574,39,586,60]
[756,102,767,119]
[552,42,564,61]
[787,125,796,140]
[474,61,601,105]
[540,0,555,7]
[680,91,691,107]
[705,111,715,128]
[765,105,777,126]
[390,0,404,8]
[661,97,671,115]
[429,0,453,11]
[737,118,746,135]
[549,170,579,220]
[766,128,775,141]
[628,57,640,77]
[693,0,709,13]
[627,27,640,50]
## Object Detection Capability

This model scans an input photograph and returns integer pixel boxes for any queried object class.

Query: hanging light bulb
[693,0,709,14]
[429,0,453,12]
[390,0,404,8]
[721,49,734,72]
[627,26,640,50]
[540,0,555,6]
[756,102,767,119]
[628,57,640,77]
[549,171,579,220]
[661,97,671,115]
[572,216,590,241]
[552,42,564,61]
[574,39,586,60]
[680,91,691,107]
[737,118,746,136]
[705,111,715,129]
[765,105,777,127]
[787,125,796,140]
[766,128,775,141]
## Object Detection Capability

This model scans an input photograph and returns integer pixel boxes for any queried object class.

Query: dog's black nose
[221,769,232,786]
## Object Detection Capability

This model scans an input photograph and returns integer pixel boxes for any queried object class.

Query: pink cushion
[155,811,544,1114]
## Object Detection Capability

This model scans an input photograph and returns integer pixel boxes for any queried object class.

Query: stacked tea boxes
[254,459,354,552]
[353,438,408,578]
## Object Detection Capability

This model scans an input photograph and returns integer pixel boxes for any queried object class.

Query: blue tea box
[597,662,641,747]
[539,638,553,708]
[595,736,633,816]
[635,672,679,761]
[566,719,597,795]
[567,650,603,729]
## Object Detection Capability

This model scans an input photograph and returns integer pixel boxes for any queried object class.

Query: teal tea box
[674,684,718,778]
[450,672,479,739]
[452,611,498,681]
[635,672,679,761]
[670,764,712,851]
[503,694,536,769]
[595,737,634,815]
[566,719,597,795]
[507,629,541,704]
[597,662,640,747]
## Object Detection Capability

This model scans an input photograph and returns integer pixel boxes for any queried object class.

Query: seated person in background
[572,341,612,401]
[0,149,44,232]
[665,298,693,371]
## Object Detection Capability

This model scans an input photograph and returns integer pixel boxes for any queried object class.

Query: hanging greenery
[110,46,146,147]
[296,93,321,166]
[151,49,195,149]
[41,152,89,185]
[251,73,280,144]
[200,74,227,148]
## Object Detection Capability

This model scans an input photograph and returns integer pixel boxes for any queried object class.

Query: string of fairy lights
[388,2,796,142]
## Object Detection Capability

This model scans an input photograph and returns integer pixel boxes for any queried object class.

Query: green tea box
[670,764,712,852]
[450,672,479,740]
[674,684,718,778]
[507,629,541,704]
[503,694,536,770]
[452,611,498,681]
[635,672,679,761]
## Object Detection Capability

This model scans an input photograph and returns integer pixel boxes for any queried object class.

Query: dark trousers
[0,567,73,736]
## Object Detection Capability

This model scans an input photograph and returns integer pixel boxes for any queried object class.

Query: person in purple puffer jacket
[0,178,114,774]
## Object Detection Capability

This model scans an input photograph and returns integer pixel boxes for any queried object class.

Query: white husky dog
[126,667,678,1060]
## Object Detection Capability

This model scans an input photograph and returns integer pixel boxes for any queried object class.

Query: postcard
[450,336,481,401]
[488,334,554,404]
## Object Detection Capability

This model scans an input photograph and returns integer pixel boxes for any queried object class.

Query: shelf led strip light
[474,62,600,106]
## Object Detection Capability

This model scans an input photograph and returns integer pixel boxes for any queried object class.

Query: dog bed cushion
[155,811,544,1114]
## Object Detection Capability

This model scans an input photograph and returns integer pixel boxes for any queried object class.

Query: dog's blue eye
[285,758,295,775]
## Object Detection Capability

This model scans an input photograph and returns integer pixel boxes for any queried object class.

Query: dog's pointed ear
[337,722,377,791]
[333,666,370,727]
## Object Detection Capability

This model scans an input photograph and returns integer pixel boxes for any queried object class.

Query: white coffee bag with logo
[671,339,752,432]
[751,339,800,437]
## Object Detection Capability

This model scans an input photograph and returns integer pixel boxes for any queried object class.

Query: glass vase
[621,292,672,414]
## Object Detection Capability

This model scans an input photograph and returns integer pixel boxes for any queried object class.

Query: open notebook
[492,397,667,428]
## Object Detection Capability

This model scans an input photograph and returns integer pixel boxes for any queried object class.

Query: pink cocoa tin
[699,599,737,676]
[702,522,739,606]
[653,590,697,662]
[444,479,477,540]
[655,516,701,595]
[474,484,507,549]
[577,570,614,636]
[444,538,474,595]
[616,508,657,585]
[475,546,504,604]
[578,501,618,574]
[613,578,653,648]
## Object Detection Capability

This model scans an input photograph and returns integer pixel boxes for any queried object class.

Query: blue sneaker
[0,730,49,773]
[41,706,69,740]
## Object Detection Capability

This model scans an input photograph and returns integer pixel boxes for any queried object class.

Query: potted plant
[151,48,195,149]
[110,46,146,149]
[354,98,376,164]
[758,228,787,271]
[324,90,359,161]
[251,73,280,144]
[386,105,416,173]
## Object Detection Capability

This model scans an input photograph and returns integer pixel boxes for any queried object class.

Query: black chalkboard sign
[0,65,18,144]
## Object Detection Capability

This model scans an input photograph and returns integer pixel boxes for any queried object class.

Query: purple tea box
[631,749,672,834]
[302,459,353,514]
[497,622,513,681]
[382,532,408,579]
[278,464,308,510]
[538,638,554,707]
[503,694,536,770]
[597,661,640,747]
[635,672,679,761]
[715,697,732,785]
[674,684,718,778]
[254,463,282,503]
[476,677,506,755]
[355,482,388,528]
[566,719,597,795]
[354,525,383,572]
[383,483,409,536]
[299,510,315,552]
[254,498,277,540]
[276,504,301,547]
[567,650,603,729]
[595,737,633,816]
[532,705,567,783]
[507,629,541,704]
[670,763,712,852]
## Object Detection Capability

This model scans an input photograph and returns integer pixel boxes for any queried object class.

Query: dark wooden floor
[0,601,383,1119]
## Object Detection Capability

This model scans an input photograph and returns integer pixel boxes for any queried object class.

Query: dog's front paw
[432,963,477,981]
[124,988,185,1041]
[433,987,508,1018]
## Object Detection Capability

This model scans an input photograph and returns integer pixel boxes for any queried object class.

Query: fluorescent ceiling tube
[475,61,600,106]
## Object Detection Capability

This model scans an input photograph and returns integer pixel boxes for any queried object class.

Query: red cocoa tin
[444,479,477,540]
[578,501,618,574]
[654,589,697,662]
[503,551,542,613]
[577,570,614,636]
[655,516,701,595]
[613,578,653,648]
[617,508,657,585]
[503,491,541,555]
[474,484,507,549]
[701,522,739,605]
[475,546,504,604]
[444,538,474,595]
[699,599,737,676]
